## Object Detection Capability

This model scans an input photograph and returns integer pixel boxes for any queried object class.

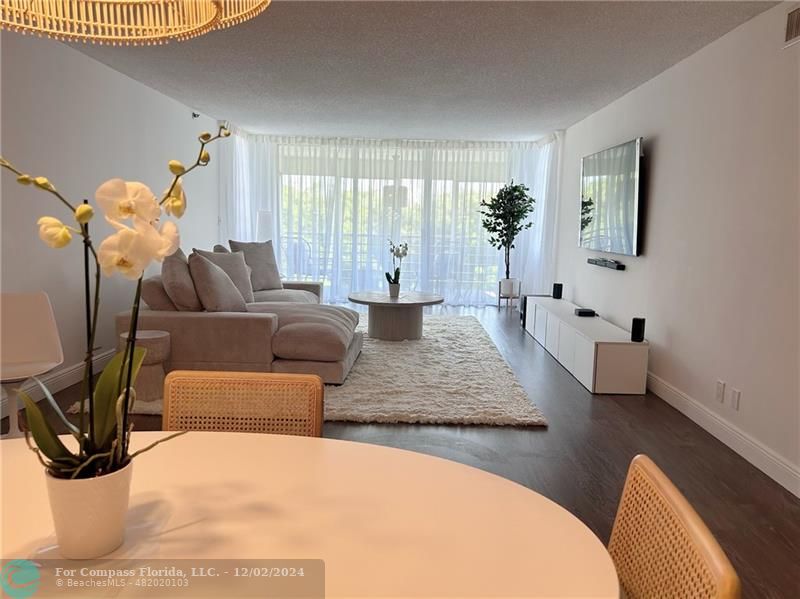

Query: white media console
[524,296,649,394]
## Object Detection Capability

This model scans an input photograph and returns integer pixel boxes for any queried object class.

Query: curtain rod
[222,123,558,149]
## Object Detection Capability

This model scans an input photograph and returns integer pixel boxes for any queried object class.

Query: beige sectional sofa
[115,243,363,384]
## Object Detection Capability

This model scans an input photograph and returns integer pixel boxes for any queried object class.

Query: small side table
[118,330,170,404]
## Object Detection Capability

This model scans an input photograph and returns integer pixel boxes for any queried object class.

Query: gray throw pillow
[187,253,247,312]
[141,276,177,311]
[161,248,202,311]
[192,249,255,303]
[229,239,283,291]
[213,244,230,253]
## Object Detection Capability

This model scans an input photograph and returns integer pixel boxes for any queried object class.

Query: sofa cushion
[188,253,247,313]
[141,276,176,311]
[252,289,319,304]
[213,244,230,253]
[273,332,363,385]
[193,249,255,303]
[161,248,202,311]
[229,239,283,291]
[247,303,359,362]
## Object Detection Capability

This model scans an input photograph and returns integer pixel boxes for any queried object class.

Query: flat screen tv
[579,137,643,256]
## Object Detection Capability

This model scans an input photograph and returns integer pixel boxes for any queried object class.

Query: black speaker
[552,283,563,299]
[631,318,646,342]
[520,296,527,327]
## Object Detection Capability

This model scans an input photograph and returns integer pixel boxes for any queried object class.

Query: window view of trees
[275,142,509,304]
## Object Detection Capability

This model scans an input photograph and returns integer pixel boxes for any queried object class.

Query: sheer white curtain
[508,132,562,295]
[219,128,281,245]
[219,132,561,305]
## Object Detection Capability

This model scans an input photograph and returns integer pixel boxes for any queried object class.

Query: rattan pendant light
[0,0,271,45]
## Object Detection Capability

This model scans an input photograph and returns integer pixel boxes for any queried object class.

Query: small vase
[389,283,400,298]
[46,461,133,559]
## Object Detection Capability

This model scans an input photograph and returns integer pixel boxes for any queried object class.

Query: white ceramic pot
[499,278,518,297]
[389,283,400,298]
[46,461,133,559]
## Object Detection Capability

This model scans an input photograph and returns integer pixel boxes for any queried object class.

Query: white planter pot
[46,461,133,559]
[499,278,518,297]
[388,283,400,298]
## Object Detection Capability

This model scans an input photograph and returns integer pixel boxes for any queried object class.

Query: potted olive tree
[480,182,535,300]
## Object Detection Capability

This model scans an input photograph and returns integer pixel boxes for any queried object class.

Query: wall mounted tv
[579,137,643,256]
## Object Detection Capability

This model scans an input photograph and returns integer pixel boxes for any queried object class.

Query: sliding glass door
[275,140,507,304]
[219,133,560,305]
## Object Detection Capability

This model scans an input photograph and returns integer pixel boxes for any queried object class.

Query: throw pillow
[192,249,255,303]
[161,248,202,311]
[213,244,230,253]
[141,276,177,311]
[187,253,247,312]
[229,239,283,291]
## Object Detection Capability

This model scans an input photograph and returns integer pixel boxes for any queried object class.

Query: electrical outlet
[731,388,741,411]
[715,380,726,403]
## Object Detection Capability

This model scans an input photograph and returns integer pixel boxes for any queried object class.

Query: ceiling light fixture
[0,0,271,46]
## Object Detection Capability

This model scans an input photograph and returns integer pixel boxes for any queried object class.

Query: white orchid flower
[37,216,74,248]
[392,243,408,259]
[98,217,179,280]
[95,179,161,223]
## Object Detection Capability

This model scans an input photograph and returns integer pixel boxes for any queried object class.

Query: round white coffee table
[348,291,444,340]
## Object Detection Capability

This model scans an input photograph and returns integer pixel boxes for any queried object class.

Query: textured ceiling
[75,1,774,141]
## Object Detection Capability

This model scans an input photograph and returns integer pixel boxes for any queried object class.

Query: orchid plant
[385,240,408,285]
[0,124,230,479]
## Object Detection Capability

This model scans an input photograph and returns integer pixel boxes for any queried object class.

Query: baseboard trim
[1,350,116,418]
[647,372,800,498]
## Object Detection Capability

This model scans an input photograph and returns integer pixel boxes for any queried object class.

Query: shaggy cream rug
[324,315,547,426]
[69,316,546,426]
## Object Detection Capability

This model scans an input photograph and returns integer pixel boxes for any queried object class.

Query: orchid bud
[74,204,94,224]
[200,150,211,164]
[168,160,185,175]
[163,179,187,219]
[17,174,32,185]
[164,195,186,218]
[34,176,55,191]
[199,132,212,142]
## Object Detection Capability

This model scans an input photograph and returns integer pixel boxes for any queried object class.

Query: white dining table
[1,432,619,598]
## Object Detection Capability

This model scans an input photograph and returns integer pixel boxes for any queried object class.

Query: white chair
[1,292,64,438]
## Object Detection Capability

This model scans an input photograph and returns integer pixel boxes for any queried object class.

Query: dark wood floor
[5,306,800,597]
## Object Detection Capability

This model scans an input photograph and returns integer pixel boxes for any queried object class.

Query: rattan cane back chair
[163,370,323,437]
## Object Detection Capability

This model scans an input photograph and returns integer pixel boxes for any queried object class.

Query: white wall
[1,34,220,404]
[555,4,800,494]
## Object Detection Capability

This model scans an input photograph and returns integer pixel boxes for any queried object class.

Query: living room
[1,2,798,598]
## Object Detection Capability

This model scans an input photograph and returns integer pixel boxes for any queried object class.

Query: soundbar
[587,257,626,271]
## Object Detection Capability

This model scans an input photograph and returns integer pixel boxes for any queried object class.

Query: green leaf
[31,377,79,435]
[18,391,77,463]
[93,348,146,449]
